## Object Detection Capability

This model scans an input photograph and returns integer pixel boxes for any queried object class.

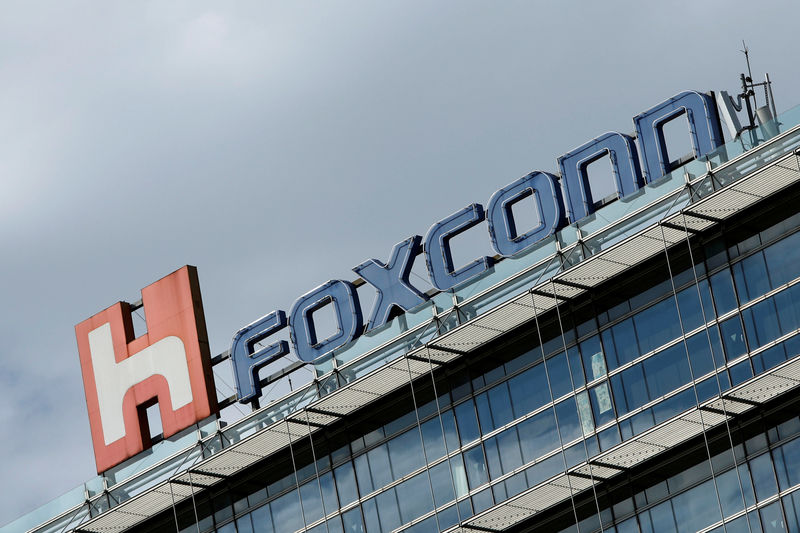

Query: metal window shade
[570,463,623,481]
[727,374,800,404]
[773,355,800,382]
[701,397,753,415]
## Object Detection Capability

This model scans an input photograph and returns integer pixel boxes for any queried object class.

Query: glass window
[270,489,303,533]
[395,472,434,525]
[420,416,447,461]
[517,408,560,463]
[450,455,469,498]
[555,397,582,443]
[710,269,738,315]
[250,504,274,533]
[764,230,800,287]
[475,392,494,433]
[781,492,800,533]
[388,428,424,479]
[361,498,380,533]
[496,426,524,474]
[775,436,800,490]
[576,391,595,436]
[734,252,772,303]
[299,478,324,524]
[464,445,489,489]
[441,409,460,451]
[643,343,692,400]
[334,462,359,506]
[581,335,606,381]
[484,436,502,479]
[568,345,585,389]
[236,515,255,533]
[635,298,681,354]
[610,318,640,369]
[472,487,494,514]
[590,382,615,426]
[375,488,401,532]
[685,331,715,378]
[341,506,364,533]
[775,284,800,335]
[354,454,373,495]
[429,460,456,508]
[508,364,550,418]
[720,316,748,360]
[759,500,787,532]
[750,452,779,502]
[677,285,705,332]
[743,298,782,350]
[612,364,649,416]
[319,471,338,516]
[488,382,515,428]
[547,352,574,398]
[366,444,392,488]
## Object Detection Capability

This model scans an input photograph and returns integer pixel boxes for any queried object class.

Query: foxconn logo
[75,266,218,473]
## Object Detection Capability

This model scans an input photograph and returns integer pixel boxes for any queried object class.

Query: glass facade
[126,182,800,533]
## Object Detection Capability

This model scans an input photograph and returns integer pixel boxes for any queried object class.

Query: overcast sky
[2,0,800,526]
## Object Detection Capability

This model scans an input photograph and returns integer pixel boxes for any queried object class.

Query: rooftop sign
[75,266,218,473]
[229,90,724,403]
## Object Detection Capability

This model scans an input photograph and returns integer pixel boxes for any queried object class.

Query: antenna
[729,42,779,140]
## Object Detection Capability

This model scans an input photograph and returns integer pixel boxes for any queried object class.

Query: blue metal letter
[557,132,644,223]
[634,90,723,183]
[487,172,565,257]
[289,280,363,363]
[353,235,428,331]
[231,310,289,403]
[424,203,494,291]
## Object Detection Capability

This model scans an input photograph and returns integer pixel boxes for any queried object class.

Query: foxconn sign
[76,90,724,472]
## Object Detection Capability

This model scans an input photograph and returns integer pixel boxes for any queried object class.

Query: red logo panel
[75,266,218,473]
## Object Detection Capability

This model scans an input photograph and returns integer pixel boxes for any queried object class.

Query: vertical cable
[403,356,442,532]
[548,278,605,532]
[678,211,753,530]
[286,418,310,532]
[303,411,331,533]
[658,223,735,533]
[529,287,581,529]
[423,346,464,526]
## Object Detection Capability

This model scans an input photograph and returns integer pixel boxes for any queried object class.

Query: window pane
[581,335,606,381]
[710,269,738,315]
[420,417,446,461]
[375,488,401,532]
[720,316,748,360]
[388,428,424,478]
[590,382,615,426]
[517,408,560,463]
[764,230,800,287]
[270,490,303,533]
[643,344,692,400]
[488,382,514,428]
[464,445,489,489]
[496,426,524,474]
[429,460,456,507]
[394,473,434,525]
[508,364,550,418]
[546,352,573,398]
[734,252,771,302]
[299,478,324,524]
[750,452,779,502]
[611,318,640,368]
[635,298,681,354]
[555,397,582,443]
[334,462,359,505]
